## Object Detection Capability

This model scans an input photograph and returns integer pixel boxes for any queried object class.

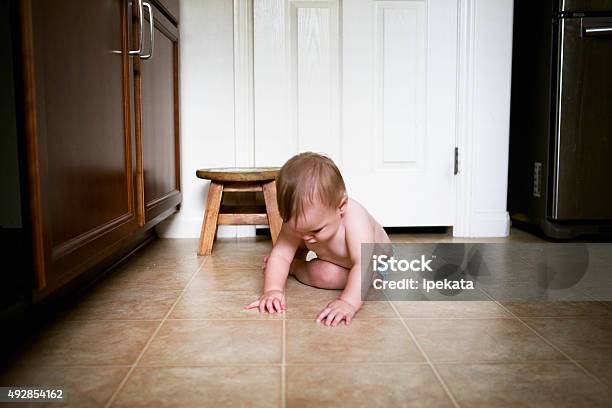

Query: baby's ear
[338,196,348,214]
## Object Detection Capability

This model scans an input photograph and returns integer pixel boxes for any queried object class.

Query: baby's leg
[290,258,349,290]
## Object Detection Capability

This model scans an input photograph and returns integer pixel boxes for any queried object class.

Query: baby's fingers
[273,298,282,313]
[316,307,332,323]
[266,298,276,314]
[331,312,345,327]
[245,299,260,310]
[325,310,340,326]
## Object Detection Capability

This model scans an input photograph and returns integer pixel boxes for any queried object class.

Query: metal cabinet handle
[140,2,154,60]
[111,0,144,55]
[584,26,612,34]
[129,0,145,55]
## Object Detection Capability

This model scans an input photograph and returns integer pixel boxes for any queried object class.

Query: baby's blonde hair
[276,152,346,223]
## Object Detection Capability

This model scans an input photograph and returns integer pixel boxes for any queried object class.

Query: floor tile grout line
[103,256,209,408]
[385,295,461,408]
[478,287,611,390]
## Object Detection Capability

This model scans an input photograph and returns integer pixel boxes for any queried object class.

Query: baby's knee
[308,269,333,288]
[307,260,347,289]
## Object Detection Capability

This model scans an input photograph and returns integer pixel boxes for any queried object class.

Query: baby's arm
[342,217,373,308]
[316,213,374,326]
[263,225,300,293]
[245,224,300,313]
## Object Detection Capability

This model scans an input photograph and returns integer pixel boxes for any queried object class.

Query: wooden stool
[196,167,283,255]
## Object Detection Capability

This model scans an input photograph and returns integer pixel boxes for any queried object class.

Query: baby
[245,152,391,326]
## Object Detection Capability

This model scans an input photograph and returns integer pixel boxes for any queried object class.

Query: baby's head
[276,152,347,244]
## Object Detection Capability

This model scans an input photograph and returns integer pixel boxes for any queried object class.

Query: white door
[253,0,457,226]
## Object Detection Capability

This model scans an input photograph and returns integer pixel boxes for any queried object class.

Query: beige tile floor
[2,229,612,407]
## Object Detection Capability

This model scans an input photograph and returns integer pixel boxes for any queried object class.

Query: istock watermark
[372,254,434,273]
[372,277,474,292]
[360,242,612,301]
[370,253,474,292]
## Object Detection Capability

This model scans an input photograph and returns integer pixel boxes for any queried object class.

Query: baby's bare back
[304,198,390,269]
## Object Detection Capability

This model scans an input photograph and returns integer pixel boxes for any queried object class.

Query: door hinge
[454,147,459,175]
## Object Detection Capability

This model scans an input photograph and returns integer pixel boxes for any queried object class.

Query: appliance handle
[582,17,612,37]
[129,0,144,55]
[140,2,154,60]
[584,26,612,35]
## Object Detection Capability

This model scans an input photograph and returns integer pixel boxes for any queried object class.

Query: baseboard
[454,211,510,237]
[158,210,510,239]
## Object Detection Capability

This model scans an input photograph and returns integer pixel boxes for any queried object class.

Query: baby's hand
[316,298,357,326]
[245,290,286,314]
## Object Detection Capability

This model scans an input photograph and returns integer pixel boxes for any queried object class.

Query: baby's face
[290,200,344,245]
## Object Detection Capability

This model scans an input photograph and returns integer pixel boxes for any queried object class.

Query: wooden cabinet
[136,1,181,224]
[20,0,181,300]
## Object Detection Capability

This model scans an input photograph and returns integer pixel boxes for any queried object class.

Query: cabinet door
[136,1,181,224]
[24,0,139,297]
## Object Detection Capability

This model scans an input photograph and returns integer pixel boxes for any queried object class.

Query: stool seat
[196,167,283,255]
[196,167,280,182]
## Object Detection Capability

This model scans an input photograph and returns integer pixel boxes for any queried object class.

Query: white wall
[156,0,239,238]
[158,0,514,238]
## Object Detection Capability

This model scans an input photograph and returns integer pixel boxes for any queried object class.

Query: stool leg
[262,180,283,244]
[198,181,223,255]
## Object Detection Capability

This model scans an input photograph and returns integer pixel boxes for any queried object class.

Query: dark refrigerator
[508,0,612,239]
